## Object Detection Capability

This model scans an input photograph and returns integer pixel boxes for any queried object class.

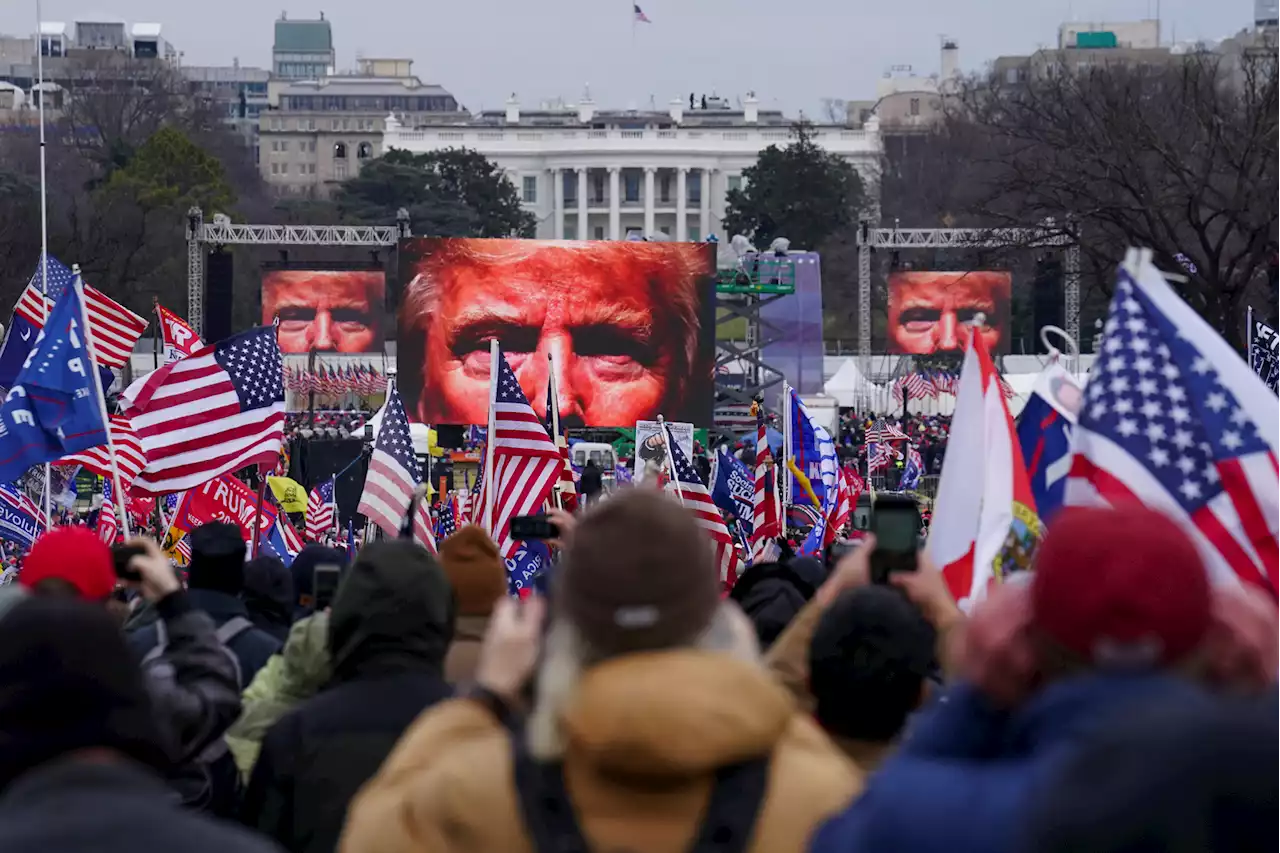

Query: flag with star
[1066,251,1279,596]
[124,326,285,496]
[665,422,744,587]
[357,383,436,552]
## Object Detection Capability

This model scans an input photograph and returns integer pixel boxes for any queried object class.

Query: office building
[272,13,334,81]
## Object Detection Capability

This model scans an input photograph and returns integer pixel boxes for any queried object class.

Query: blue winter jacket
[808,672,1216,853]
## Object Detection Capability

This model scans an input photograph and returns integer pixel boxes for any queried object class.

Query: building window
[688,175,701,205]
[592,173,605,204]
[270,163,279,175]
[594,226,605,240]
[563,171,577,204]
[522,175,538,203]
[307,163,317,175]
[280,163,289,175]
[334,161,348,180]
[660,174,671,203]
[334,143,348,159]
[727,174,743,194]
[624,173,640,202]
[332,118,341,130]
[909,98,920,116]
[357,142,373,159]
[564,221,577,240]
[280,140,290,153]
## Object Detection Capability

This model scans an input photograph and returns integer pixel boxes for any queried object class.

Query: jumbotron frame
[184,206,411,337]
[855,223,1080,375]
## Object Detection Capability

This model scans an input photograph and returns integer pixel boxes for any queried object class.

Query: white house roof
[38,21,67,36]
[130,23,162,37]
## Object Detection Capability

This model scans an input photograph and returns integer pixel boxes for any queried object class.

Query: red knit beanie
[19,527,116,601]
[1032,504,1212,668]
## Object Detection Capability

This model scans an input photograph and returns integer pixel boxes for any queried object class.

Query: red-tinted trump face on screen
[887,270,1012,355]
[397,238,715,428]
[262,270,385,354]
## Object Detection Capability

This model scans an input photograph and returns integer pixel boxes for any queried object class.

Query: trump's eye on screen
[263,270,385,354]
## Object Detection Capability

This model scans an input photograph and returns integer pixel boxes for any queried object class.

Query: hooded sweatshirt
[242,541,455,853]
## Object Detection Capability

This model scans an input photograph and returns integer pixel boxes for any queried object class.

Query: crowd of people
[837,411,950,476]
[0,486,1273,853]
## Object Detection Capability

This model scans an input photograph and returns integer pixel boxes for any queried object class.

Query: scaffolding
[714,253,801,418]
[855,224,1080,376]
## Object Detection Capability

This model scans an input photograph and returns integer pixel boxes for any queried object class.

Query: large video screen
[887,270,1012,355]
[397,238,717,428]
[261,269,386,354]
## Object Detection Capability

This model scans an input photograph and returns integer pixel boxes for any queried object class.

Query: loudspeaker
[1032,258,1064,350]
[205,249,234,343]
[435,424,465,449]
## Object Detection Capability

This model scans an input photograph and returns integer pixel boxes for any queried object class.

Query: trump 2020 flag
[1066,251,1279,596]
[711,449,755,537]
[1016,362,1084,523]
[0,278,107,483]
[929,326,1042,610]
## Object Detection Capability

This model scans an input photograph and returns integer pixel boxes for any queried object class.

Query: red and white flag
[157,304,202,363]
[55,415,147,490]
[824,468,862,546]
[306,478,336,542]
[665,423,743,586]
[16,266,146,368]
[1065,250,1279,596]
[124,326,285,496]
[749,402,781,562]
[477,349,561,559]
[97,480,118,544]
[356,385,435,552]
[928,327,1042,610]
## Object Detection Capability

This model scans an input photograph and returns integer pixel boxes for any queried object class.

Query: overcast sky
[0,0,1251,114]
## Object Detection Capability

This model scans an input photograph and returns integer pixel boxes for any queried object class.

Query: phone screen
[509,515,559,540]
[313,564,343,611]
[874,508,920,553]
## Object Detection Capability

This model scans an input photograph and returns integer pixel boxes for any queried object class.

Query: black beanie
[0,597,170,791]
[186,522,247,594]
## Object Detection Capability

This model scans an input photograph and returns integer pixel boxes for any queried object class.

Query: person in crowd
[243,556,295,644]
[0,596,280,853]
[339,489,859,853]
[809,503,1279,853]
[242,540,455,853]
[729,554,826,649]
[578,459,603,507]
[130,522,282,688]
[289,544,347,620]
[1022,692,1278,853]
[227,612,332,782]
[19,529,246,815]
[437,524,507,685]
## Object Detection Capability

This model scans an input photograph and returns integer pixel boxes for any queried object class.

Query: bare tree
[950,48,1278,346]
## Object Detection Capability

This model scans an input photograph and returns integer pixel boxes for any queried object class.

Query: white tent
[823,358,878,408]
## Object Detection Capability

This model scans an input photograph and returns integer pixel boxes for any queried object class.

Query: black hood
[243,556,294,630]
[328,540,455,684]
[729,561,817,650]
[291,544,347,616]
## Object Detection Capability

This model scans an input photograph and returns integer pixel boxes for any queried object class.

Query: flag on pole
[633,3,652,23]
[824,468,860,546]
[665,422,743,586]
[928,323,1042,609]
[1066,252,1279,597]
[357,383,435,552]
[1248,311,1278,392]
[55,415,146,490]
[750,401,781,562]
[124,326,285,496]
[0,484,42,548]
[14,255,147,368]
[901,445,924,491]
[476,350,561,559]
[306,478,336,541]
[98,479,118,544]
[789,390,840,556]
[157,304,202,364]
[1015,361,1082,523]
[436,501,457,541]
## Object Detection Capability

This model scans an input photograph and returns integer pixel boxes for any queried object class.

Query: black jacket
[579,464,603,496]
[729,558,824,650]
[242,541,456,853]
[0,758,280,853]
[130,589,283,688]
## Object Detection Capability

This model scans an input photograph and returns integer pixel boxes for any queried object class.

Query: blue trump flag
[711,449,755,536]
[0,484,40,548]
[506,537,552,595]
[0,277,107,483]
[1015,363,1082,523]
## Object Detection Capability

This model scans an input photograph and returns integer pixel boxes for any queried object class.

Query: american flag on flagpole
[866,418,910,443]
[97,479,118,544]
[824,468,861,546]
[437,501,457,541]
[278,511,305,555]
[55,415,147,489]
[124,326,285,496]
[749,401,781,561]
[544,374,578,511]
[306,478,336,541]
[633,3,652,23]
[1066,251,1279,597]
[466,462,483,525]
[665,423,744,586]
[477,350,561,559]
[16,256,147,368]
[357,383,435,552]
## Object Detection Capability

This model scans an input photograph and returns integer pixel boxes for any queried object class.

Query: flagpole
[72,272,130,539]
[547,352,563,511]
[152,298,160,370]
[483,339,499,535]
[35,0,53,532]
[657,415,684,506]
[1247,305,1254,362]
[781,381,792,507]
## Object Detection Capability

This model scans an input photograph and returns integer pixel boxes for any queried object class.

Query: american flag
[867,441,896,474]
[16,255,147,369]
[278,512,305,554]
[97,479,118,544]
[124,326,285,496]
[1066,256,1279,596]
[665,423,743,585]
[477,351,561,558]
[306,478,336,541]
[824,468,861,546]
[633,3,652,23]
[750,401,781,561]
[466,462,483,525]
[0,484,45,530]
[55,415,147,489]
[917,370,939,399]
[437,502,457,541]
[900,372,929,400]
[866,418,909,443]
[544,378,578,511]
[357,384,435,552]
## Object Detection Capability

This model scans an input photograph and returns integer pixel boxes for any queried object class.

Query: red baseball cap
[1032,504,1212,669]
[19,527,116,601]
